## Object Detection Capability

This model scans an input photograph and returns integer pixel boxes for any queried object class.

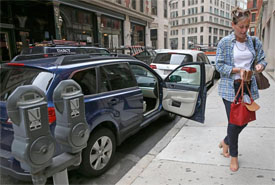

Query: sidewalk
[117,72,275,185]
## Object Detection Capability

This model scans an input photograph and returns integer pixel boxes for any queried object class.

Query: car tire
[79,127,116,177]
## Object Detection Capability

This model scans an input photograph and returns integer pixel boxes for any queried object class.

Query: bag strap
[245,83,253,100]
[233,80,244,102]
[252,37,258,69]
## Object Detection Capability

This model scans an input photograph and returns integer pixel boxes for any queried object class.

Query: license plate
[163,70,171,75]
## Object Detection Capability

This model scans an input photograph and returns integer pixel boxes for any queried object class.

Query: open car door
[162,62,207,123]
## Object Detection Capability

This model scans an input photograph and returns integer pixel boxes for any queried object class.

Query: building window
[182,37,185,49]
[164,0,168,18]
[253,0,257,8]
[213,36,217,46]
[200,27,203,32]
[214,28,218,34]
[101,15,123,49]
[219,29,223,36]
[170,38,178,49]
[209,27,212,33]
[182,9,185,16]
[225,30,229,36]
[140,0,144,12]
[252,13,256,22]
[250,27,255,36]
[131,23,145,46]
[182,0,185,7]
[151,0,157,15]
[200,35,203,45]
[209,35,211,46]
[188,36,197,48]
[201,6,204,13]
[132,0,136,9]
[201,16,204,22]
[182,28,185,35]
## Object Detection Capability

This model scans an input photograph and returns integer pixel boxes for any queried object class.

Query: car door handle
[108,98,119,105]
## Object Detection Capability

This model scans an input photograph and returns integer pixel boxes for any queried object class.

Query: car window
[99,63,137,92]
[197,53,210,64]
[21,47,44,54]
[0,67,53,101]
[166,64,201,86]
[153,53,193,65]
[72,68,97,95]
[130,64,156,88]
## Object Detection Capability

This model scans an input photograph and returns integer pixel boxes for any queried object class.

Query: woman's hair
[231,7,251,24]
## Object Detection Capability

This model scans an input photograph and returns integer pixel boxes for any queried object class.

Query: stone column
[96,13,102,47]
[53,1,61,40]
[124,15,131,47]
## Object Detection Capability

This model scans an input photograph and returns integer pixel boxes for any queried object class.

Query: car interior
[130,64,159,115]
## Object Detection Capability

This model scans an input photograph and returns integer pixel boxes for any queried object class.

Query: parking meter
[53,79,89,154]
[6,85,55,174]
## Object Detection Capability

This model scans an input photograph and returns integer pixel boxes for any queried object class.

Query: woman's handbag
[255,72,270,90]
[229,80,259,126]
[252,37,270,90]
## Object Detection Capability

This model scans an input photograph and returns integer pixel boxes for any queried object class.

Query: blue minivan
[0,54,207,181]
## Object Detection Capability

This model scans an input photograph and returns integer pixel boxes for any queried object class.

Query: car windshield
[0,66,53,101]
[153,53,192,65]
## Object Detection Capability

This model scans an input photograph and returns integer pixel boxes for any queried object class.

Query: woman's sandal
[219,141,230,158]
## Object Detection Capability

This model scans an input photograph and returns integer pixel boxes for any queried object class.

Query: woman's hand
[255,64,264,73]
[239,69,246,80]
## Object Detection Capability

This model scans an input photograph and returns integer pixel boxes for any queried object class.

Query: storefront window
[131,23,145,46]
[60,5,95,44]
[101,15,123,49]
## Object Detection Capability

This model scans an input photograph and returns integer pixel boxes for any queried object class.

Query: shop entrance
[0,32,12,62]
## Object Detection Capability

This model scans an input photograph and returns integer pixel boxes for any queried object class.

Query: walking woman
[216,7,267,172]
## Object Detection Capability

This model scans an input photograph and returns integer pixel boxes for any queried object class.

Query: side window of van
[72,68,97,95]
[99,63,137,92]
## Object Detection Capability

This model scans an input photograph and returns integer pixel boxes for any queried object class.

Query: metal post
[53,169,69,185]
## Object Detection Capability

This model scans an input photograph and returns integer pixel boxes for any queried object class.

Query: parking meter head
[7,85,45,126]
[6,85,55,173]
[53,79,89,153]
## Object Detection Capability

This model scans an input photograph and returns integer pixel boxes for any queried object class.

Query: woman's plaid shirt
[216,32,267,102]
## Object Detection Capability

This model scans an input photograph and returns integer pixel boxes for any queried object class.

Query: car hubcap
[90,136,113,170]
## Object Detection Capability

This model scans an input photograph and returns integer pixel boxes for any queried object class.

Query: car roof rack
[59,54,137,66]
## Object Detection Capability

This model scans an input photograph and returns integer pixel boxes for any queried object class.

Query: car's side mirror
[169,75,181,82]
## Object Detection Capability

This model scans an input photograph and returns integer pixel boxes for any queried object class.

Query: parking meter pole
[53,169,69,185]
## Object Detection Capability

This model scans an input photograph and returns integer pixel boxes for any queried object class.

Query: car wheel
[79,127,116,177]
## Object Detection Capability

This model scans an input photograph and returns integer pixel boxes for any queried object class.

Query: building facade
[150,0,169,49]
[0,0,154,62]
[168,0,246,50]
[247,0,263,36]
[256,0,275,74]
